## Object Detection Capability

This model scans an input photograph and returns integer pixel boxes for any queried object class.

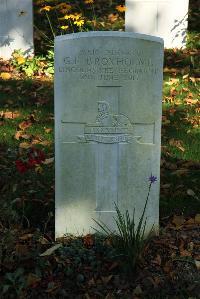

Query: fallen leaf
[133,285,143,296]
[194,214,200,224]
[19,120,32,130]
[108,13,118,23]
[189,77,197,84]
[15,131,31,140]
[162,184,171,189]
[88,278,96,287]
[15,131,23,140]
[101,275,113,284]
[169,138,185,152]
[27,273,41,287]
[182,74,189,80]
[40,243,62,256]
[165,78,179,86]
[16,244,29,256]
[39,140,51,146]
[185,218,195,225]
[180,250,192,257]
[35,165,43,173]
[44,128,52,133]
[19,233,33,240]
[152,254,162,266]
[195,260,200,270]
[185,98,198,105]
[45,281,61,293]
[39,236,50,244]
[108,261,119,271]
[187,189,196,197]
[83,234,94,247]
[19,142,32,149]
[172,215,185,229]
[43,157,54,165]
[163,261,173,273]
[0,72,11,80]
[1,111,20,119]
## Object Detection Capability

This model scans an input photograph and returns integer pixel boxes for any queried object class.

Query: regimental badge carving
[78,101,134,144]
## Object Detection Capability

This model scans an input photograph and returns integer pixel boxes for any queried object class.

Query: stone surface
[0,0,33,59]
[125,0,189,48]
[55,31,164,237]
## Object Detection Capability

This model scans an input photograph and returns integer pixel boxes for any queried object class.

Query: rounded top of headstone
[55,31,164,44]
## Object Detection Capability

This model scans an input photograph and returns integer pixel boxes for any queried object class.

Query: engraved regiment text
[58,48,160,81]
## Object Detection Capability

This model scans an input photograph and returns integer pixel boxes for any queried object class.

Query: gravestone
[125,0,189,48]
[55,32,164,237]
[0,0,33,59]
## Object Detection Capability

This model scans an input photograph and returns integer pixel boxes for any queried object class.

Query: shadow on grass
[0,78,54,232]
[0,76,200,231]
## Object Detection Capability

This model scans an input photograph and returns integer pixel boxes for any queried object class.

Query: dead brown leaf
[108,13,118,23]
[27,273,41,287]
[15,244,29,256]
[101,275,113,284]
[19,120,32,130]
[185,98,198,105]
[19,233,33,240]
[169,138,185,152]
[0,111,20,119]
[152,254,162,266]
[180,250,192,257]
[43,157,54,165]
[44,128,52,133]
[194,214,200,224]
[172,215,185,229]
[19,142,32,149]
[195,260,200,270]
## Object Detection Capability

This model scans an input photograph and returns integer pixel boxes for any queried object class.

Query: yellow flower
[16,56,26,65]
[40,6,52,12]
[64,13,82,21]
[84,0,94,4]
[74,19,85,27]
[60,25,69,30]
[116,5,126,12]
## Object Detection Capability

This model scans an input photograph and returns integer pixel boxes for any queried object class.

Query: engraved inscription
[58,47,161,81]
[78,101,134,144]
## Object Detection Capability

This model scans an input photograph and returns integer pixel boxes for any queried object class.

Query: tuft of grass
[93,182,155,273]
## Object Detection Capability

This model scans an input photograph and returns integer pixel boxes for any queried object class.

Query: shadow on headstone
[0,0,33,59]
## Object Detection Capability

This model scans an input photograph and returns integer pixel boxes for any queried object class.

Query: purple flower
[148,174,157,184]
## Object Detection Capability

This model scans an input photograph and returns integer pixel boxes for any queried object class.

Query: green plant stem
[45,11,55,38]
[91,3,97,30]
[69,19,74,33]
[141,182,152,222]
[34,24,53,45]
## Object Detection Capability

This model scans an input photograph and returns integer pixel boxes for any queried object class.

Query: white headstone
[125,0,189,48]
[55,32,164,238]
[0,0,33,59]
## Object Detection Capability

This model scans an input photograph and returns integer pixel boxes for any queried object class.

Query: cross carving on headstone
[62,85,155,213]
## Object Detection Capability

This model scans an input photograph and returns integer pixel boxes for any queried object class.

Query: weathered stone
[55,32,164,237]
[0,0,33,59]
[125,0,189,48]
